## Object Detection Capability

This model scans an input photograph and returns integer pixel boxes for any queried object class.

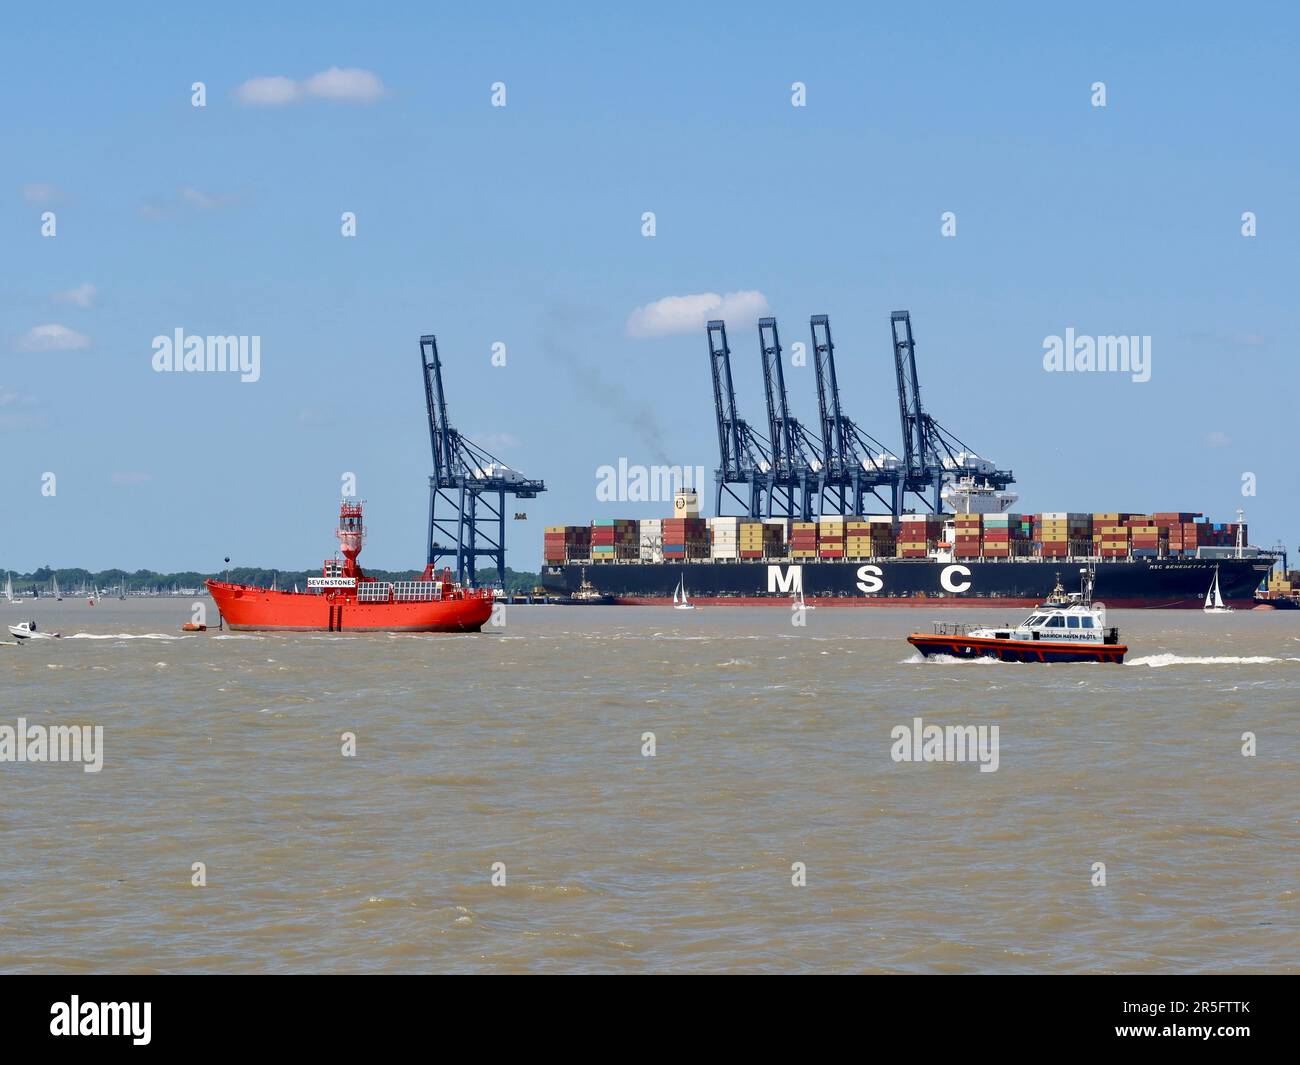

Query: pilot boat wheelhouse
[907,570,1127,663]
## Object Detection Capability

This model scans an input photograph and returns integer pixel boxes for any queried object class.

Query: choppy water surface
[1,599,1295,973]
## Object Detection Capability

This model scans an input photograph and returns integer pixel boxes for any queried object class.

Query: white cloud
[18,324,91,352]
[626,290,770,339]
[302,67,386,103]
[179,186,236,211]
[235,67,386,106]
[54,282,97,308]
[1205,431,1231,448]
[21,182,60,205]
[472,432,521,452]
[139,187,237,218]
[234,75,302,106]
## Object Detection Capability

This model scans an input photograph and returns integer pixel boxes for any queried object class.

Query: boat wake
[64,632,196,641]
[1126,653,1300,668]
[901,652,1004,665]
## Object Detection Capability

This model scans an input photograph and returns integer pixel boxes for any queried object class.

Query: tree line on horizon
[4,565,542,594]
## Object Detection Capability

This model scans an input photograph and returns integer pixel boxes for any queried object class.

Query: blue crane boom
[890,310,1013,515]
[757,317,822,520]
[707,319,770,518]
[809,314,901,515]
[420,334,545,587]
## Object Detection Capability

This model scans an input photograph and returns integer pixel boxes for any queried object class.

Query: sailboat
[672,574,695,610]
[4,572,22,605]
[51,575,63,601]
[794,586,815,611]
[1203,565,1233,614]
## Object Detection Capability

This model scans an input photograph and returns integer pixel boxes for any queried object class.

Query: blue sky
[4,1,1297,572]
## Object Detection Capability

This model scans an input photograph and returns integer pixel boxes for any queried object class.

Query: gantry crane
[890,310,1013,515]
[420,333,544,586]
[809,313,901,515]
[707,319,771,518]
[757,317,823,520]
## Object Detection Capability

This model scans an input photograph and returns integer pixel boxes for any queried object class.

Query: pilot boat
[907,569,1127,663]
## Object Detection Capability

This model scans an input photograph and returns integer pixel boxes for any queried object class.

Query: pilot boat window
[1081,616,1096,629]
[1067,616,1080,628]
[1045,616,1064,628]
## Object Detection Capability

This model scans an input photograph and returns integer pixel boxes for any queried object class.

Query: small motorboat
[9,620,62,640]
[181,622,207,632]
[907,569,1127,664]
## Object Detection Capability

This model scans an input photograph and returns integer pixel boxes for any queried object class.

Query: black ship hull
[542,556,1271,608]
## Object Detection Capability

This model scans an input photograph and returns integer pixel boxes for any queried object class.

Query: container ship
[539,491,1272,608]
[208,501,495,631]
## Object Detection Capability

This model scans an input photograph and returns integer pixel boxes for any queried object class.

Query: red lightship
[207,501,495,633]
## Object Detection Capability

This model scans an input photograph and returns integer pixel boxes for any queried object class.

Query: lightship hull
[541,557,1270,609]
[206,581,494,632]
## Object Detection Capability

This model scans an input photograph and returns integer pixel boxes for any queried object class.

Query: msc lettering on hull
[856,564,970,596]
[767,564,802,593]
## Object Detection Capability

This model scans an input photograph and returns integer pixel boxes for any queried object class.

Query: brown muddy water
[1,599,1295,973]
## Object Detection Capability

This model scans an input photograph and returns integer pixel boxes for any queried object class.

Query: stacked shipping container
[979,513,1031,558]
[952,512,982,558]
[544,524,592,564]
[818,515,846,559]
[591,518,638,561]
[1035,512,1091,558]
[790,522,818,559]
[1093,513,1128,558]
[560,509,1246,564]
[662,517,707,560]
[639,519,663,562]
[897,514,940,557]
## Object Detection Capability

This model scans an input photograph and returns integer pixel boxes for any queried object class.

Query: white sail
[673,574,694,609]
[1203,567,1231,613]
[3,573,11,603]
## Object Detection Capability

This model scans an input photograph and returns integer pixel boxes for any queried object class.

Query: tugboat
[206,500,495,632]
[563,567,615,605]
[907,568,1127,663]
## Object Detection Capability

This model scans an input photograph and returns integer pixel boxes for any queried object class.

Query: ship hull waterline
[907,634,1128,664]
[206,581,494,633]
[542,557,1269,609]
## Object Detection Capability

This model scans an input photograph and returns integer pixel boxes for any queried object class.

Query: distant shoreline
[2,565,541,595]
